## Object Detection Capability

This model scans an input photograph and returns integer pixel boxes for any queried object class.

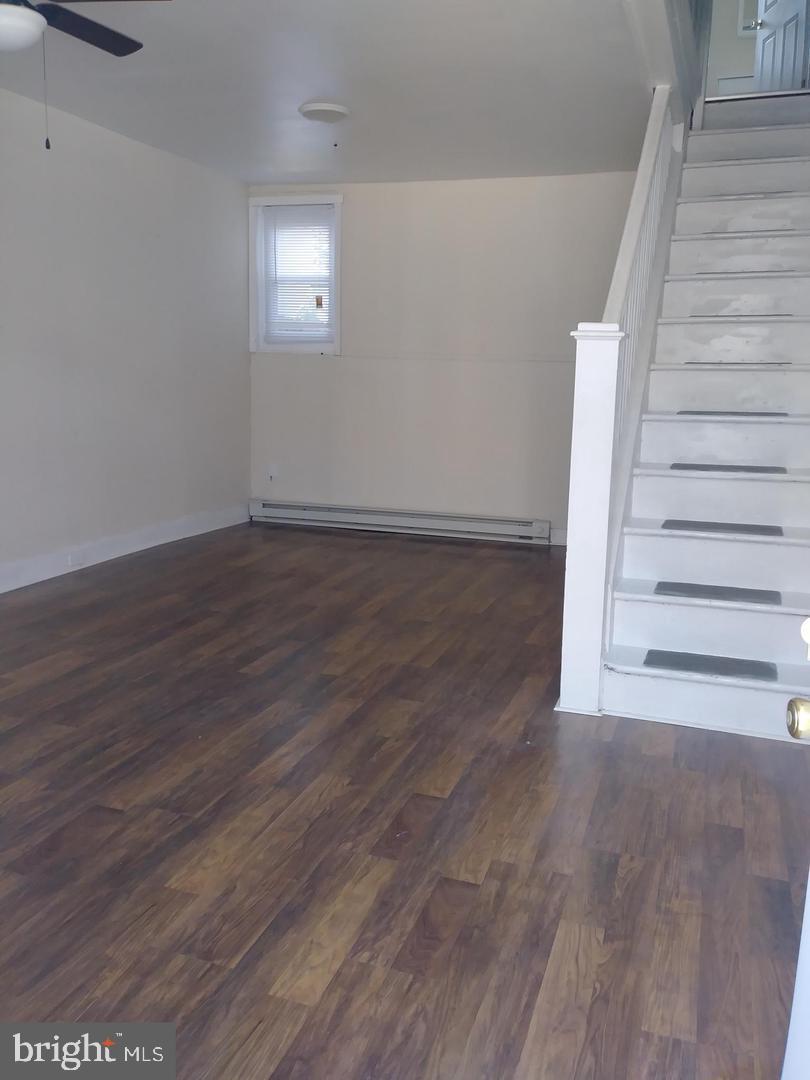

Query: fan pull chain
[41,35,51,150]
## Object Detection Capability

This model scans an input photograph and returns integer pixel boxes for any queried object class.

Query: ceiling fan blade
[35,4,143,55]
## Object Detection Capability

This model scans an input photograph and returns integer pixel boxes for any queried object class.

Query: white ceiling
[0,0,652,183]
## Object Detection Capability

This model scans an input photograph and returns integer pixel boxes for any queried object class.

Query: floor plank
[0,523,807,1078]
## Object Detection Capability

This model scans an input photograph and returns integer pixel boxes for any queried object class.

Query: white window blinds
[259,202,337,349]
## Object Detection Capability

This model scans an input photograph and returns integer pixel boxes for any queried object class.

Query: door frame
[693,0,810,127]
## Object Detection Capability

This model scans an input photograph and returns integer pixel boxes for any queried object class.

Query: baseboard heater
[249,499,550,546]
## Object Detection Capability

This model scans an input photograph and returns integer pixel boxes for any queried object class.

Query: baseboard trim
[250,498,564,548]
[554,700,602,717]
[555,699,796,742]
[0,504,249,595]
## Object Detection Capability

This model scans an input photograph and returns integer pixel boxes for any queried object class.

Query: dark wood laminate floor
[0,524,808,1079]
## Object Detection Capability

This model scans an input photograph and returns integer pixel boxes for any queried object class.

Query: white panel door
[754,0,807,91]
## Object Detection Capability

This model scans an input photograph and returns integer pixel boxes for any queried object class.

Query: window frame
[249,193,343,355]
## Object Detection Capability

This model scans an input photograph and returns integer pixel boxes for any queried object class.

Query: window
[250,195,342,354]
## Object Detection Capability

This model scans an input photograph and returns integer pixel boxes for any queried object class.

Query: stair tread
[673,408,790,416]
[666,270,810,280]
[645,411,810,424]
[661,518,783,536]
[613,577,810,611]
[635,462,810,482]
[653,363,810,371]
[605,644,810,693]
[660,314,810,324]
[654,580,781,603]
[669,462,789,473]
[645,649,778,682]
[688,122,810,138]
[672,229,810,241]
[615,577,810,613]
[679,190,810,204]
[625,517,810,544]
[684,155,810,169]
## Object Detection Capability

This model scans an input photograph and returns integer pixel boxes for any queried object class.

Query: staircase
[602,122,810,741]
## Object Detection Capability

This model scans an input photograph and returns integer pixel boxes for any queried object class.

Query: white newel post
[558,322,625,714]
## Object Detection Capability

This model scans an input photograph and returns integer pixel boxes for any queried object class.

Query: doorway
[704,0,809,97]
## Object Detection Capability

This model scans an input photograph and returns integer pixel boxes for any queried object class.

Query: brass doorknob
[787,698,810,739]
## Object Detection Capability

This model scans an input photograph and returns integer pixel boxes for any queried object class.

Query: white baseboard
[554,700,601,717]
[250,498,565,548]
[0,504,249,596]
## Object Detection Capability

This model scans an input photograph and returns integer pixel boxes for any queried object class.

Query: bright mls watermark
[0,1024,175,1077]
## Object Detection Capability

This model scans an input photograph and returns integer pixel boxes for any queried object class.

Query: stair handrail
[603,85,673,325]
[559,84,683,715]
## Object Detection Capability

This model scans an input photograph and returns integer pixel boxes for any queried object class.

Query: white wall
[0,89,249,592]
[250,173,634,540]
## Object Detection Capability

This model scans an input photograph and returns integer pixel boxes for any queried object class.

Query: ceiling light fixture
[298,101,349,124]
[0,3,47,52]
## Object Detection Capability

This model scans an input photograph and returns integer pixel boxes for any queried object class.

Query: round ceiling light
[298,101,349,124]
[0,4,47,52]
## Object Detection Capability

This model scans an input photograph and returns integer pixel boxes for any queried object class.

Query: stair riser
[613,598,808,664]
[676,196,810,235]
[655,320,809,365]
[682,159,810,199]
[663,276,810,318]
[687,128,810,164]
[641,418,809,467]
[648,368,810,412]
[702,98,810,133]
[601,667,798,742]
[669,235,810,275]
[622,533,810,591]
[632,474,810,528]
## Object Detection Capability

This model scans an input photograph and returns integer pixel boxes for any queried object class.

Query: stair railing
[559,84,683,714]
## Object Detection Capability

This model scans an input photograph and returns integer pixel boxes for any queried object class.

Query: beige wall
[0,90,250,590]
[250,173,634,539]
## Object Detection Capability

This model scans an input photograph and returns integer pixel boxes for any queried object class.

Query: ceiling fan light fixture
[0,4,47,51]
[298,101,349,124]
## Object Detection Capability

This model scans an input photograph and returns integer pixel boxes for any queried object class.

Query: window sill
[251,343,339,356]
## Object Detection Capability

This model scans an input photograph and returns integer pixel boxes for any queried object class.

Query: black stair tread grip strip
[684,361,792,366]
[654,581,783,605]
[643,649,778,682]
[676,410,789,416]
[670,462,788,473]
[661,519,784,536]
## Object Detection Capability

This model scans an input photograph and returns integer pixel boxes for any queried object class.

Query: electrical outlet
[268,463,279,481]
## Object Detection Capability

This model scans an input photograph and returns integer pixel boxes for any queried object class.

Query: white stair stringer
[602,120,810,743]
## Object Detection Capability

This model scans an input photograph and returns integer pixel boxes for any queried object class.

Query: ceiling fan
[0,0,170,57]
